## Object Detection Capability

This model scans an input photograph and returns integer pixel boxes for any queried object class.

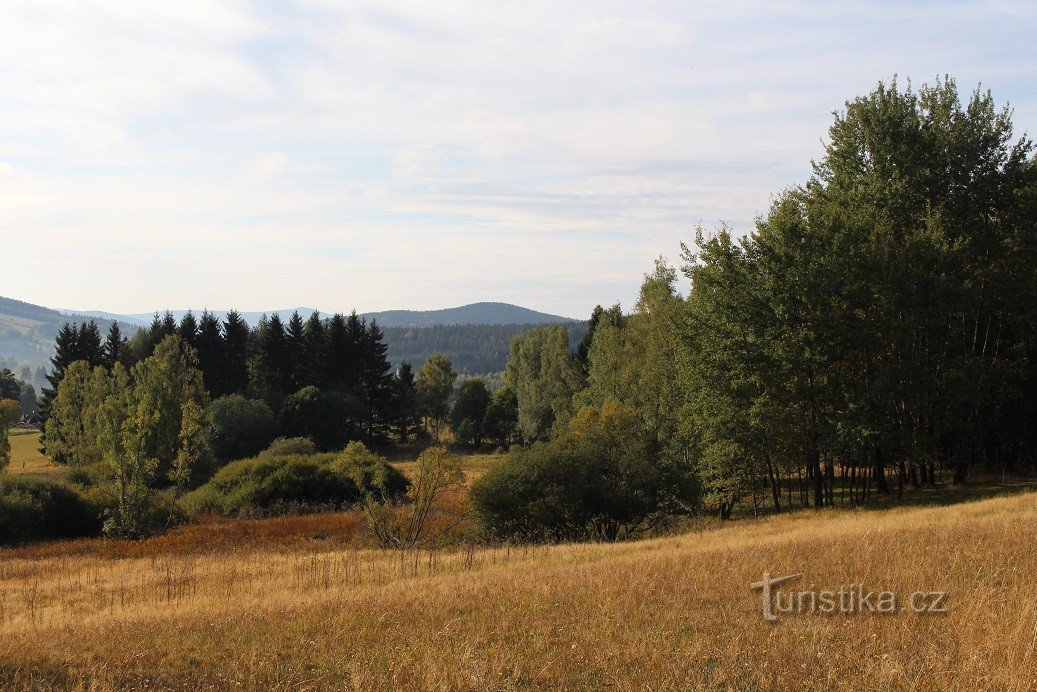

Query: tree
[450,378,491,447]
[0,399,21,471]
[195,311,225,397]
[392,363,420,443]
[279,386,357,452]
[39,321,105,425]
[482,386,519,448]
[415,354,456,439]
[94,363,163,538]
[504,325,583,441]
[209,394,278,462]
[221,310,251,396]
[128,335,213,488]
[102,322,128,370]
[252,314,291,404]
[41,361,112,466]
[178,312,199,349]
[286,311,306,394]
[0,369,21,401]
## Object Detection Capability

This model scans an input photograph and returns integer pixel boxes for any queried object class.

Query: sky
[0,1,1034,319]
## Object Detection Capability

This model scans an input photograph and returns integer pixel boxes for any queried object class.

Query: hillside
[2,298,583,376]
[362,302,578,328]
[1,484,1033,688]
[384,322,588,374]
[0,296,126,366]
[79,302,576,329]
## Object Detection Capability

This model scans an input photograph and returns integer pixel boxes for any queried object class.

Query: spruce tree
[221,310,251,395]
[178,311,199,349]
[286,311,306,394]
[301,311,326,388]
[102,322,128,370]
[195,311,225,397]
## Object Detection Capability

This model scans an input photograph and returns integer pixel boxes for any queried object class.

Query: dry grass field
[1,482,1035,690]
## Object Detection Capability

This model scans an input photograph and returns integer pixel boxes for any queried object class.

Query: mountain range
[79,301,576,329]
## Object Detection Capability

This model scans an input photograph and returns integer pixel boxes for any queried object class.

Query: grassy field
[4,432,65,480]
[1,482,1035,689]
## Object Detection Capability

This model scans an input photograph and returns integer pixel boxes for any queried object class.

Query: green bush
[0,477,102,546]
[470,402,699,542]
[260,436,316,457]
[210,395,278,462]
[180,442,409,517]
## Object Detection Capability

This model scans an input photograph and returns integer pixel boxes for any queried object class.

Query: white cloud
[0,0,1032,316]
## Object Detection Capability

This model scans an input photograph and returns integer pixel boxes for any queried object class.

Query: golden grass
[5,433,65,480]
[393,452,501,485]
[1,488,1036,689]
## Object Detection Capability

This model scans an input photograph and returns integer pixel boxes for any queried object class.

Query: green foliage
[0,477,102,546]
[42,361,112,466]
[504,325,583,441]
[481,386,519,448]
[180,443,408,517]
[415,354,457,437]
[471,400,699,542]
[209,394,277,462]
[260,436,317,457]
[127,335,213,487]
[279,386,359,452]
[449,378,491,447]
[0,398,20,471]
[383,322,588,376]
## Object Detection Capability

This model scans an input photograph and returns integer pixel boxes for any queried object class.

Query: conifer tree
[194,311,225,396]
[221,310,251,396]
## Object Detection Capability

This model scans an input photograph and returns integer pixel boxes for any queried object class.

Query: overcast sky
[1,0,1033,318]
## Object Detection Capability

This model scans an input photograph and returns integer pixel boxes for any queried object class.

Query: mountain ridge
[79,301,577,329]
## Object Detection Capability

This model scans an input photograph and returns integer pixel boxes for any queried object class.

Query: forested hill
[1,296,585,376]
[362,302,578,328]
[384,322,588,374]
[84,302,574,329]
[0,296,127,365]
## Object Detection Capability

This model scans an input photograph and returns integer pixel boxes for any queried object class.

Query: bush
[210,395,278,462]
[180,442,409,517]
[470,401,699,542]
[260,436,316,458]
[0,477,102,546]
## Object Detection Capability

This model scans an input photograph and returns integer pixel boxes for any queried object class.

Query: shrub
[0,477,102,546]
[260,436,316,458]
[470,401,699,542]
[180,443,408,517]
[210,395,278,462]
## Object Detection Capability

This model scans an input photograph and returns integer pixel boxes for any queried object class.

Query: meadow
[1,440,1035,690]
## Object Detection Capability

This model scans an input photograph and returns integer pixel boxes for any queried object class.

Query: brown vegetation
[1,486,1035,689]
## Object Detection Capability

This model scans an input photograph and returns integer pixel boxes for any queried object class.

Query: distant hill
[362,302,578,328]
[384,322,588,374]
[81,302,575,329]
[1,298,584,376]
[0,296,131,367]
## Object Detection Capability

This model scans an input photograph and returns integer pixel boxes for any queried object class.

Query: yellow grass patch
[1,487,1035,689]
[5,433,64,480]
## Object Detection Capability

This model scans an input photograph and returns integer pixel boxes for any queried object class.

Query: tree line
[477,77,1037,536]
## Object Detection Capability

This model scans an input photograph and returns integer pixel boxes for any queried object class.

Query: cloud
[0,0,1033,316]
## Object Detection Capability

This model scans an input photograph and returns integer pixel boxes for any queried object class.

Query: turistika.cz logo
[750,572,948,622]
